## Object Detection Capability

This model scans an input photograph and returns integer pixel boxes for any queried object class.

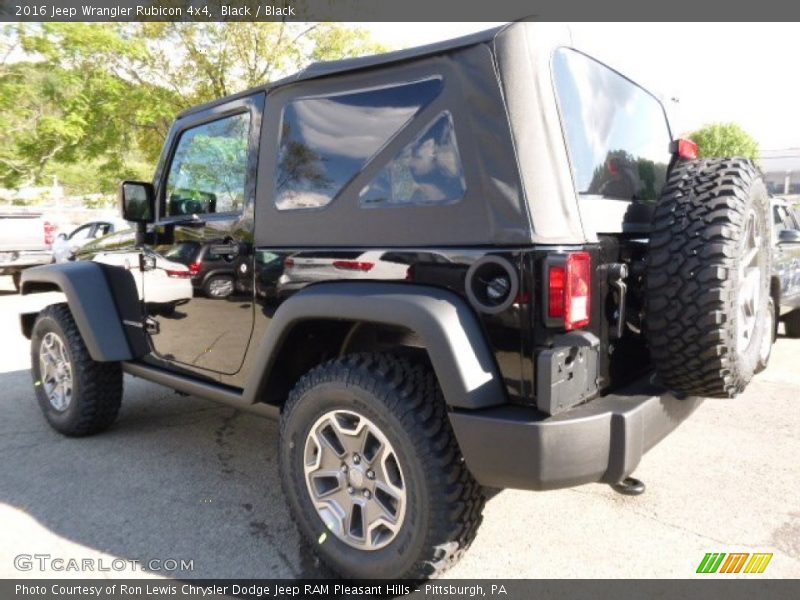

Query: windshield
[552,48,671,204]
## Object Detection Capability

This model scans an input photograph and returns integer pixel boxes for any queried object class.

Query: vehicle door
[143,93,264,377]
[774,204,800,310]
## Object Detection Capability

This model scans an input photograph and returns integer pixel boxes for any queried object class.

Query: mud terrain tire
[646,158,770,397]
[279,353,485,579]
[30,304,123,435]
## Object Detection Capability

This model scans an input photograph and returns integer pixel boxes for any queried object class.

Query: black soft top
[171,23,626,246]
[177,25,507,120]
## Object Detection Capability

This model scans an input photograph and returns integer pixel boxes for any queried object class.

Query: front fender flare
[243,282,506,409]
[20,262,147,362]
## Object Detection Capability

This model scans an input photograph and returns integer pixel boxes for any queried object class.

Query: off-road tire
[279,353,485,579]
[646,158,770,397]
[30,304,123,436]
[784,309,800,338]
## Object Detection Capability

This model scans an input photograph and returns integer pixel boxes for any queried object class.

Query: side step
[122,361,279,419]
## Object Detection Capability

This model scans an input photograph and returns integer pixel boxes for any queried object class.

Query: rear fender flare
[242,282,506,410]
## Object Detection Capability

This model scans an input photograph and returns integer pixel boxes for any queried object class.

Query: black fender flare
[20,262,147,361]
[242,282,506,410]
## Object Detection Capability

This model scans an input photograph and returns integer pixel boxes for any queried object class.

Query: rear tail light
[43,221,57,246]
[188,261,202,275]
[332,260,374,272]
[284,257,295,269]
[547,251,591,331]
[670,138,699,160]
[165,269,191,279]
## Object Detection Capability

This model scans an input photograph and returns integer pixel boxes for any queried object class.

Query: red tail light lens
[166,269,190,279]
[548,252,591,331]
[332,260,374,272]
[284,257,295,268]
[43,221,57,246]
[548,266,566,318]
[188,262,202,275]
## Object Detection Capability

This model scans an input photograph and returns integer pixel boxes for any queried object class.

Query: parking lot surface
[1,277,798,579]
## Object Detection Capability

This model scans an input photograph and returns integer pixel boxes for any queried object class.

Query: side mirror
[119,181,155,223]
[778,229,800,245]
[57,233,67,241]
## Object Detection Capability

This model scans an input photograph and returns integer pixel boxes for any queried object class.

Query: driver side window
[165,112,251,216]
[69,224,94,241]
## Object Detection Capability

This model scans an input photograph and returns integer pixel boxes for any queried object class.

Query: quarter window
[359,112,466,209]
[552,48,671,203]
[274,79,443,211]
[165,112,251,216]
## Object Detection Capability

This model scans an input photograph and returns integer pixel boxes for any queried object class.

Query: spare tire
[645,158,770,397]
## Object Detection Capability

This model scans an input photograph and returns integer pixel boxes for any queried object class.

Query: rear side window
[274,78,443,211]
[552,48,671,203]
[359,112,466,209]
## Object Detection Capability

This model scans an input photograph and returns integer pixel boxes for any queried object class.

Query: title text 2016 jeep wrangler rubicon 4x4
[19,23,772,579]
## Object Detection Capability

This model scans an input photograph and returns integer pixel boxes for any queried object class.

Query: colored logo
[696,552,773,574]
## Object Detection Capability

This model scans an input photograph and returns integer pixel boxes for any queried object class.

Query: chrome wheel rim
[38,332,72,412]
[208,278,233,297]
[737,210,763,354]
[303,409,406,550]
[759,303,774,365]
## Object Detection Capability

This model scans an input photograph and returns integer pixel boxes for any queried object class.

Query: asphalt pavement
[1,275,798,579]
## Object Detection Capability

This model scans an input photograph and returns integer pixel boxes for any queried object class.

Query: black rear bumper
[448,375,702,491]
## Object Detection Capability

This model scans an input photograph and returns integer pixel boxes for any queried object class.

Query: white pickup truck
[0,210,54,290]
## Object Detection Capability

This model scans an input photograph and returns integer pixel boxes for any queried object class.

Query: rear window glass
[274,78,443,211]
[552,48,670,203]
[359,112,466,209]
[162,241,200,262]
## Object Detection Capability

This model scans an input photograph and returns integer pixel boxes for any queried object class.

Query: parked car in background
[277,249,452,299]
[235,249,285,300]
[91,250,193,315]
[770,198,800,344]
[0,210,55,290]
[158,240,243,299]
[51,219,130,263]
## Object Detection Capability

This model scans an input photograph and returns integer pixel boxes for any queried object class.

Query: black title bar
[3,0,800,22]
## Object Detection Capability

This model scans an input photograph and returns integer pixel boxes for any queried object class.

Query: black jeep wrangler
[19,23,772,579]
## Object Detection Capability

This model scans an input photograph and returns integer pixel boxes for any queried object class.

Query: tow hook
[610,476,646,496]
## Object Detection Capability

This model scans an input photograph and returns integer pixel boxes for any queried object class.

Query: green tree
[0,22,387,195]
[690,122,760,160]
